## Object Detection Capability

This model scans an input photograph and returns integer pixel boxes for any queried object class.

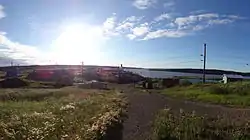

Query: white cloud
[132,26,149,36]
[132,23,150,37]
[133,0,157,9]
[192,25,207,31]
[225,15,245,20]
[0,31,6,35]
[174,14,217,28]
[175,16,197,27]
[154,13,172,22]
[198,13,219,19]
[113,16,146,39]
[126,16,140,22]
[103,16,116,30]
[142,13,243,40]
[167,22,175,28]
[190,10,207,15]
[102,14,120,37]
[163,1,175,8]
[175,13,219,27]
[208,19,233,25]
[174,13,236,30]
[116,22,134,31]
[125,16,144,23]
[144,29,188,40]
[0,33,47,65]
[127,34,137,40]
[101,13,243,41]
[0,5,48,65]
[0,5,5,19]
[116,16,144,31]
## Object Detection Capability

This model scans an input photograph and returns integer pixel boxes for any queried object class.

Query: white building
[222,74,249,84]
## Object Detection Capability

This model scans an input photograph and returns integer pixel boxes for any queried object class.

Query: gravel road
[120,85,250,140]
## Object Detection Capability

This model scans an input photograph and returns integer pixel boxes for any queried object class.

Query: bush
[55,76,73,88]
[229,84,250,96]
[179,80,192,86]
[0,78,28,88]
[208,86,229,95]
[208,83,250,96]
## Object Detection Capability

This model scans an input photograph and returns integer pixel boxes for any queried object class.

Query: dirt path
[120,85,250,140]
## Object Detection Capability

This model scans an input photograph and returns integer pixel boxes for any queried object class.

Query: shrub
[229,84,250,96]
[179,80,192,86]
[0,78,28,88]
[208,86,229,95]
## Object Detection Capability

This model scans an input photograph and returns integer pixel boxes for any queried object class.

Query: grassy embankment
[163,81,250,107]
[152,109,250,140]
[0,87,127,139]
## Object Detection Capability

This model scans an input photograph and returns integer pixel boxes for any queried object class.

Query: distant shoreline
[0,65,250,76]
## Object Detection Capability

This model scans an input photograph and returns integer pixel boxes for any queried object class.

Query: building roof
[223,74,244,79]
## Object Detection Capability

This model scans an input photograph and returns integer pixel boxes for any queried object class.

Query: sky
[0,0,250,72]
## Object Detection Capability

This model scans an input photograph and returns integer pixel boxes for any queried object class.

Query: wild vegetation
[163,81,250,107]
[0,87,127,140]
[152,109,250,140]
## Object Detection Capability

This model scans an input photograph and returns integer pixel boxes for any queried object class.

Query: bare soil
[119,84,250,140]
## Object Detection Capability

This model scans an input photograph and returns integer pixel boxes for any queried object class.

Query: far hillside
[1,65,250,76]
[148,68,250,76]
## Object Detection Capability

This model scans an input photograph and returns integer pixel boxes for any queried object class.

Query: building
[222,74,244,84]
[5,67,19,78]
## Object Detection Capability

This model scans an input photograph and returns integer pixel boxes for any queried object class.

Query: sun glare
[51,24,103,64]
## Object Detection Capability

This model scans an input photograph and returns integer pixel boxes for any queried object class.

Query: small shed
[222,74,244,84]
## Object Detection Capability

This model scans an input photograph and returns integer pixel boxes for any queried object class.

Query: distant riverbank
[125,68,222,79]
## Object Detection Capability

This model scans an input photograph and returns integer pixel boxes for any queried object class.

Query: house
[222,74,244,84]
[27,69,74,83]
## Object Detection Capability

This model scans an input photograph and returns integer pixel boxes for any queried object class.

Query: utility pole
[203,43,207,83]
[81,61,84,82]
[118,64,122,84]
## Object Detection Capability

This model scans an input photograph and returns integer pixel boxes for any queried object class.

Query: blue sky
[0,0,250,72]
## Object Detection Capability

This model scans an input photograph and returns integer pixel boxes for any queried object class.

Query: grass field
[152,109,250,140]
[163,82,250,107]
[0,87,127,140]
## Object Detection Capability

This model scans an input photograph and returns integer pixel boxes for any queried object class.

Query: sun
[51,24,103,64]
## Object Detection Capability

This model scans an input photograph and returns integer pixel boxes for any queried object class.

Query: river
[124,68,222,83]
[125,68,222,79]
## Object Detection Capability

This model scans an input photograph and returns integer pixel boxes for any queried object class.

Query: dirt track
[120,85,250,140]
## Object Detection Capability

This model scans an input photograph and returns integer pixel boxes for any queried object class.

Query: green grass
[0,87,127,140]
[152,109,250,140]
[163,82,250,107]
[25,80,56,88]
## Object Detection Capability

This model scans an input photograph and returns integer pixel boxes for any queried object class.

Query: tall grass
[164,82,250,107]
[0,87,127,140]
[152,109,250,140]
